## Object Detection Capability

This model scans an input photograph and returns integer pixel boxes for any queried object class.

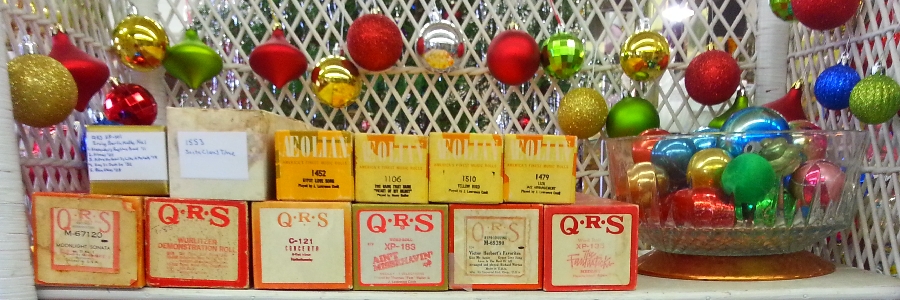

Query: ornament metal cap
[791,79,803,89]
[18,35,36,55]
[870,62,885,75]
[52,23,65,35]
[736,86,746,97]
[837,51,851,66]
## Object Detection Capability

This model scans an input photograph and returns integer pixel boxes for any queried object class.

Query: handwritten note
[177,131,249,180]
[86,131,168,181]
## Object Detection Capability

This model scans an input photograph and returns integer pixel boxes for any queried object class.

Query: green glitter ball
[849,74,900,124]
[539,32,585,80]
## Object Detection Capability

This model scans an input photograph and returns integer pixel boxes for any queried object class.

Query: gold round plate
[638,250,836,281]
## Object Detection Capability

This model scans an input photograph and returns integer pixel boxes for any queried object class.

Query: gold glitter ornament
[558,88,608,139]
[8,54,78,127]
[311,55,362,108]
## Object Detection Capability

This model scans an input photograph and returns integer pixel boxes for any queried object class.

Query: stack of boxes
[30,107,638,292]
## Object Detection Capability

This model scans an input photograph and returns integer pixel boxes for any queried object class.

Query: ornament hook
[870,62,885,75]
[837,51,851,66]
[638,18,651,32]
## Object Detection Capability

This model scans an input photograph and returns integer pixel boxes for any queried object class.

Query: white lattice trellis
[0,0,898,298]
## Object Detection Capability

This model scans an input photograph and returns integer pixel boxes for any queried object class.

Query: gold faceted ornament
[311,55,362,109]
[558,87,609,139]
[112,15,169,71]
[8,54,78,127]
[619,31,671,82]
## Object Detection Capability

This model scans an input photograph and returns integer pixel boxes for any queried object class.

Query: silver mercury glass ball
[415,9,465,72]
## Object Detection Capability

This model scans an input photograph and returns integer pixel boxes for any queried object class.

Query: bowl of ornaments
[605,106,866,281]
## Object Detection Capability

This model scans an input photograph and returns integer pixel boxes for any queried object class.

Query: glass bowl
[606,130,866,256]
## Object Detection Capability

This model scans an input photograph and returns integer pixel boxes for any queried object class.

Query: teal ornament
[163,30,224,89]
[650,138,697,189]
[721,153,778,208]
[692,127,720,150]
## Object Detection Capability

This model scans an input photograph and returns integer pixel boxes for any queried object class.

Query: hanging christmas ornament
[619,19,670,82]
[770,0,795,21]
[312,55,362,108]
[163,30,223,89]
[763,80,806,122]
[112,15,168,71]
[605,91,661,138]
[346,13,404,72]
[632,128,669,163]
[814,53,860,110]
[539,31,585,80]
[558,88,608,139]
[849,64,900,124]
[685,48,741,105]
[48,28,110,112]
[9,54,77,127]
[415,8,465,72]
[721,153,778,210]
[249,23,308,89]
[487,29,540,85]
[790,0,860,31]
[708,88,749,129]
[104,78,158,126]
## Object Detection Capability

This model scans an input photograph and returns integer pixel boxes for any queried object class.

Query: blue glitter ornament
[719,107,791,157]
[814,54,860,110]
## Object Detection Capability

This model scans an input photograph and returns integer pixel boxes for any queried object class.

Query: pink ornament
[789,160,845,208]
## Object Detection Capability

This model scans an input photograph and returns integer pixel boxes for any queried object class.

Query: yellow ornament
[686,148,732,189]
[558,88,608,139]
[619,31,670,82]
[311,55,362,108]
[112,15,169,71]
[8,54,78,127]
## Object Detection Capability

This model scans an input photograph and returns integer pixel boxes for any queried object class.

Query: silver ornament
[415,8,465,72]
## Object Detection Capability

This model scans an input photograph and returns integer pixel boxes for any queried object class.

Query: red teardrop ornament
[48,31,110,112]
[249,28,309,89]
[763,81,806,122]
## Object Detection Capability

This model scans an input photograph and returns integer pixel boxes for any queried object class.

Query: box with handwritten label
[145,197,248,288]
[504,134,577,204]
[355,133,429,204]
[449,204,542,290]
[352,204,448,291]
[166,107,314,201]
[275,130,354,201]
[86,125,168,196]
[543,194,638,291]
[429,133,504,204]
[252,201,352,290]
[32,193,144,288]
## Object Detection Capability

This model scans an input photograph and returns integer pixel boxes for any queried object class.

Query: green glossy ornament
[770,0,795,21]
[708,88,749,129]
[849,74,900,124]
[539,32,585,80]
[737,187,796,226]
[605,94,660,138]
[721,153,777,208]
[163,30,224,89]
[758,137,805,177]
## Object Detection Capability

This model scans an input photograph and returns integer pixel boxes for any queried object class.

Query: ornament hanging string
[547,0,564,26]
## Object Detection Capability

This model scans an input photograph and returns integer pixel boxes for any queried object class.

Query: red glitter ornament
[486,30,540,85]
[667,187,735,227]
[685,50,741,106]
[790,0,860,31]
[249,26,308,89]
[104,79,158,125]
[763,80,806,121]
[48,30,110,112]
[346,14,404,72]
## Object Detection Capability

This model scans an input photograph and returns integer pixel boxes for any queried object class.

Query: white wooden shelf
[36,267,900,300]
